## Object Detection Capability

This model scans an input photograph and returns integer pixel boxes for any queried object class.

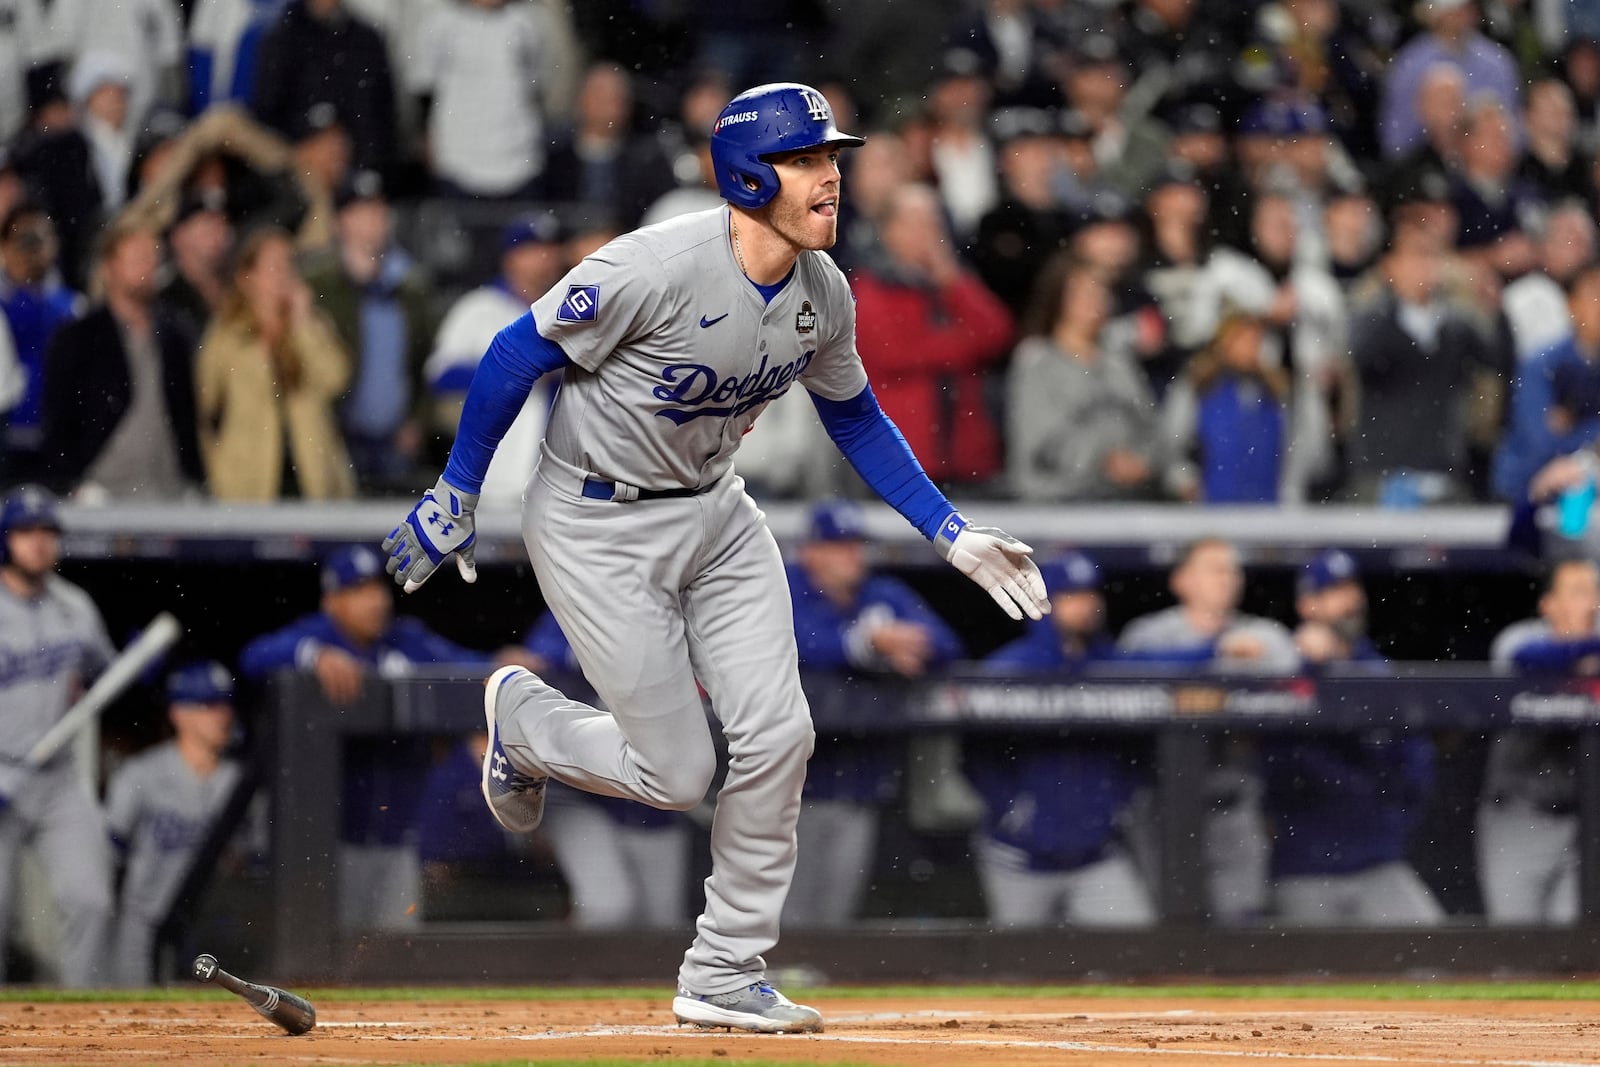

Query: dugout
[36,499,1600,985]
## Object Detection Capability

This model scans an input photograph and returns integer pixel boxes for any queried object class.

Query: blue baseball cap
[807,499,867,542]
[321,544,386,593]
[501,211,566,253]
[1237,98,1329,138]
[1039,551,1101,596]
[167,660,235,706]
[1299,548,1359,596]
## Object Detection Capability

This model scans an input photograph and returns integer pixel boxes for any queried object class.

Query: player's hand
[870,621,935,677]
[937,520,1049,621]
[313,648,365,705]
[383,475,479,594]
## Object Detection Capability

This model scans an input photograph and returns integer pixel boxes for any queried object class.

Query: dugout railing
[251,667,1600,985]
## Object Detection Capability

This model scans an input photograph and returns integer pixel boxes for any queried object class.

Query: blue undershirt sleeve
[442,311,573,493]
[809,386,960,542]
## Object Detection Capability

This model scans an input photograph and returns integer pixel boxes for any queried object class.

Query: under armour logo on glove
[382,475,480,594]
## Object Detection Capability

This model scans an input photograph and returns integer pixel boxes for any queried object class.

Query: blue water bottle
[1557,453,1599,538]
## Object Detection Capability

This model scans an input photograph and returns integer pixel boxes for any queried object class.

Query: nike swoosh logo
[699,313,729,328]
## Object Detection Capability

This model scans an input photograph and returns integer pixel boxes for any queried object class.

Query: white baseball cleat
[673,981,824,1033]
[480,665,547,833]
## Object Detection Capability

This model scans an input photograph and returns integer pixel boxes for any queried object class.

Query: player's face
[1542,562,1600,636]
[1173,543,1242,616]
[763,147,843,252]
[799,538,868,601]
[1298,580,1366,632]
[1050,590,1103,638]
[172,703,234,753]
[3,525,59,580]
[325,579,393,645]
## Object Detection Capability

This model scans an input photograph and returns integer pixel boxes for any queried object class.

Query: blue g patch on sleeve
[557,284,600,323]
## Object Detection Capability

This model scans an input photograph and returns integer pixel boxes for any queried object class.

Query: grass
[4,980,1600,1004]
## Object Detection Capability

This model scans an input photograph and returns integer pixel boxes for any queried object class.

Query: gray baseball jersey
[494,206,874,998]
[1480,617,1583,924]
[0,575,114,781]
[0,574,116,986]
[530,205,867,490]
[106,743,241,922]
[1117,606,1300,674]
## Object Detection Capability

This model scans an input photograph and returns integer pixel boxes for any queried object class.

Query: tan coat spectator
[196,227,354,500]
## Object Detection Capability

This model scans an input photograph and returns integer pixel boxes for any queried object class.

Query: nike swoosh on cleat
[699,313,729,328]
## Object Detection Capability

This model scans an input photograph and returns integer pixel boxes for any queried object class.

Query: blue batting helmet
[167,660,236,706]
[710,82,864,210]
[0,484,61,563]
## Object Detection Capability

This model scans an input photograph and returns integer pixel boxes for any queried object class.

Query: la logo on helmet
[799,87,829,123]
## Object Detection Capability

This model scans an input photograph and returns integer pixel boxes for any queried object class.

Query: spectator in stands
[411,0,555,200]
[0,205,82,484]
[1162,310,1291,504]
[971,108,1078,321]
[1479,558,1596,925]
[1521,78,1592,205]
[966,551,1156,928]
[1263,550,1442,927]
[187,0,285,114]
[11,76,118,290]
[47,0,184,134]
[0,0,52,147]
[1006,256,1160,502]
[784,500,965,928]
[118,102,345,257]
[1138,173,1213,376]
[1064,198,1169,398]
[635,71,735,225]
[1323,187,1385,294]
[1502,200,1596,365]
[1493,264,1600,503]
[925,58,1000,241]
[1061,40,1168,204]
[1252,0,1385,161]
[425,213,569,507]
[830,127,912,276]
[68,52,139,217]
[157,191,234,342]
[516,610,690,929]
[106,662,244,985]
[1162,103,1244,247]
[250,0,397,173]
[195,225,354,500]
[1116,0,1240,123]
[1449,98,1542,278]
[301,170,434,494]
[1381,62,1467,203]
[851,183,1014,488]
[1380,0,1521,161]
[541,62,637,226]
[39,217,203,501]
[942,0,1066,110]
[1346,230,1498,505]
[239,544,506,929]
[1119,537,1298,925]
[1186,192,1350,501]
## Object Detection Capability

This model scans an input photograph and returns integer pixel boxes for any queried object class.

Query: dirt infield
[5,993,1600,1067]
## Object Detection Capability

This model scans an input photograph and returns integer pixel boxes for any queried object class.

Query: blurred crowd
[9,0,1600,507]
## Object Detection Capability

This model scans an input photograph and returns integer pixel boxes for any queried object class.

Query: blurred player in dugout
[240,544,521,930]
[0,485,115,986]
[966,551,1157,927]
[1262,550,1441,926]
[106,661,249,985]
[783,499,964,928]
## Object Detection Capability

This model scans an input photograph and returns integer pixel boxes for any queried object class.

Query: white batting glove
[382,475,479,594]
[934,514,1049,622]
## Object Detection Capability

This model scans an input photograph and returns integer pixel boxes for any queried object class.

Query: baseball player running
[0,485,116,986]
[383,82,1047,1033]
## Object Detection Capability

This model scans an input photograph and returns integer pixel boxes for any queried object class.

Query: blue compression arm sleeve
[810,386,959,541]
[443,311,572,492]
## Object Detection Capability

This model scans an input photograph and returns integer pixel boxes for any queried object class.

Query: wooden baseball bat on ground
[192,954,317,1035]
